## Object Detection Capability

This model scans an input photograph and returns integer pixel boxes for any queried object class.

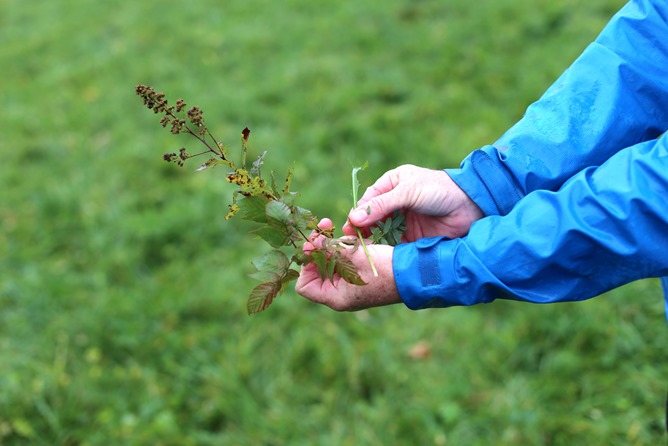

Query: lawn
[1,0,666,444]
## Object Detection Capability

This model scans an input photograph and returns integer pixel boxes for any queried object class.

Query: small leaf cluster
[370,211,407,246]
[135,85,368,314]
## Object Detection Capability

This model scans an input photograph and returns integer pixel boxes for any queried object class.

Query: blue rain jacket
[393,0,668,317]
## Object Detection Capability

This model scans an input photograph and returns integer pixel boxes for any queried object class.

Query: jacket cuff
[394,236,495,310]
[446,147,524,216]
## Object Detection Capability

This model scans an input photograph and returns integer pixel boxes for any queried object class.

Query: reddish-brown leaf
[334,254,366,286]
[247,281,280,314]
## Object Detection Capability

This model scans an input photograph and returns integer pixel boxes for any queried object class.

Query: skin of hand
[295,218,402,311]
[342,164,484,241]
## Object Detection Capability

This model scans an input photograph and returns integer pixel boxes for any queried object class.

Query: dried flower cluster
[135,84,225,166]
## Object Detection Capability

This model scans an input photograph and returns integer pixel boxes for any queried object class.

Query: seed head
[176,99,186,112]
[170,118,185,134]
[187,106,204,127]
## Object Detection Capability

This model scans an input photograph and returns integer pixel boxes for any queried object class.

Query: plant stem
[166,108,223,159]
[351,167,378,277]
[354,226,378,277]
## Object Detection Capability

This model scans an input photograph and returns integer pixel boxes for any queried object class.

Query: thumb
[349,187,406,227]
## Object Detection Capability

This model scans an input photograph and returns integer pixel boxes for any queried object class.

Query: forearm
[395,135,668,308]
[448,0,668,216]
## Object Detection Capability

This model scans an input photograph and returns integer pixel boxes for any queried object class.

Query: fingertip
[318,218,333,229]
[349,208,368,225]
[341,222,357,237]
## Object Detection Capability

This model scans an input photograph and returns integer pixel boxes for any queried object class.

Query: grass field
[2,0,667,444]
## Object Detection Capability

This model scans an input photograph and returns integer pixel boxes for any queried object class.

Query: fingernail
[350,208,367,223]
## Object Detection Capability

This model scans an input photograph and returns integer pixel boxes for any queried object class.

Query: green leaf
[249,270,281,283]
[387,211,406,245]
[260,200,296,246]
[270,171,281,197]
[280,269,300,291]
[292,206,315,230]
[248,251,298,314]
[266,200,292,225]
[370,226,383,244]
[383,216,393,231]
[391,212,406,229]
[326,253,337,282]
[280,192,297,208]
[292,251,310,266]
[370,211,406,246]
[251,250,290,275]
[283,268,300,282]
[247,269,299,315]
[247,281,281,314]
[237,195,269,223]
[351,161,369,206]
[250,225,290,248]
[309,249,329,281]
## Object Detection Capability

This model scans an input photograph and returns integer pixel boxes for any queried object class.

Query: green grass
[2,0,666,444]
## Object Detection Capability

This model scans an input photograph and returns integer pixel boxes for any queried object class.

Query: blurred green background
[2,0,667,444]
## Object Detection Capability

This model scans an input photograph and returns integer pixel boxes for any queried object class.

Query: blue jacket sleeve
[447,0,668,216]
[394,134,668,308]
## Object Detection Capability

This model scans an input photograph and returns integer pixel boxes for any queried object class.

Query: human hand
[295,219,402,311]
[343,164,484,241]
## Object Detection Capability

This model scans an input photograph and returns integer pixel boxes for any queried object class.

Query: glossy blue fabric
[393,0,668,315]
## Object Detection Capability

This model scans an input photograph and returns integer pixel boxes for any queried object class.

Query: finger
[295,264,323,301]
[342,220,357,237]
[342,219,374,238]
[318,218,333,230]
[307,217,333,242]
[349,186,408,227]
[303,239,318,253]
[304,218,334,252]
